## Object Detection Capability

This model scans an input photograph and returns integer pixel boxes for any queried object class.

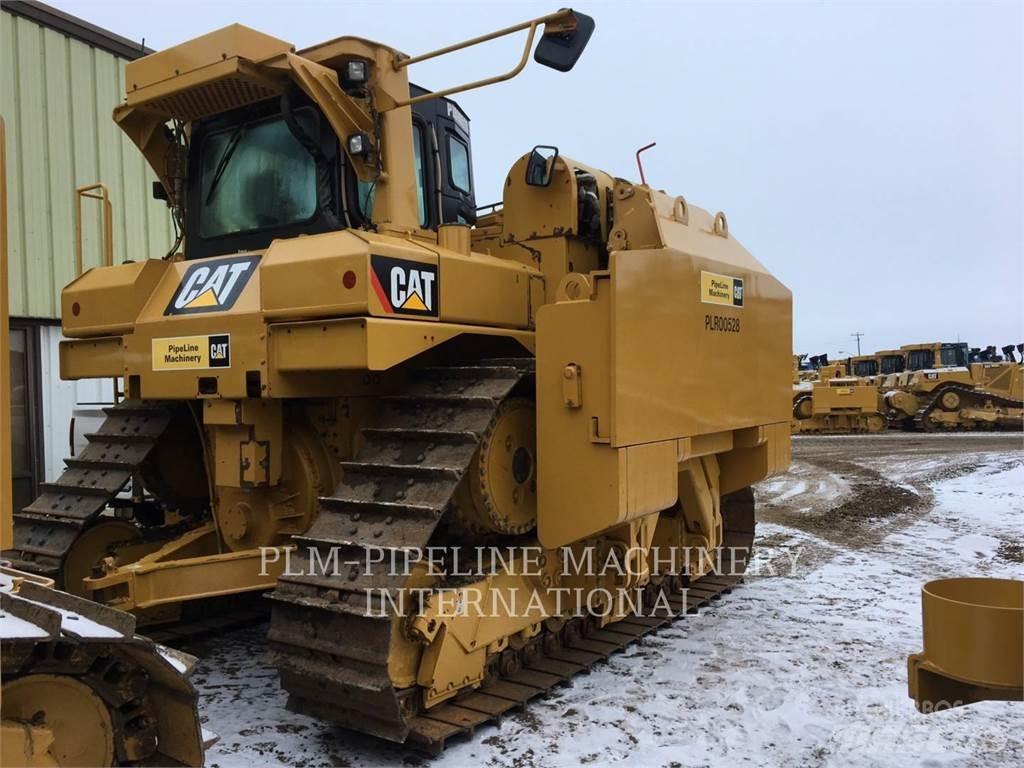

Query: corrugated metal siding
[1,10,173,320]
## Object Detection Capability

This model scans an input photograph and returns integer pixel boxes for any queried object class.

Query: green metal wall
[1,9,173,320]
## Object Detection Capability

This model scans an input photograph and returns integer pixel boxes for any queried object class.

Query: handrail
[75,183,113,276]
[389,9,574,108]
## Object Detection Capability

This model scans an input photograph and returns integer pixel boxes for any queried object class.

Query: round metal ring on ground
[921,577,1023,688]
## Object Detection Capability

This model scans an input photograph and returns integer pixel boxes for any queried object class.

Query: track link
[3,401,173,581]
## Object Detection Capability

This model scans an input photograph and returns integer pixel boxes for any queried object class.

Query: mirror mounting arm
[385,9,591,110]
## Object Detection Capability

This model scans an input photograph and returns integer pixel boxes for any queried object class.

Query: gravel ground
[185,433,1023,768]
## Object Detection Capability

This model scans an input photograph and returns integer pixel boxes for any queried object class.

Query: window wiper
[204,125,245,205]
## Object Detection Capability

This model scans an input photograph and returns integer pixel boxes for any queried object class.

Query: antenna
[635,142,656,186]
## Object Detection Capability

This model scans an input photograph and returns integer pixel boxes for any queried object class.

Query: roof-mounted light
[341,58,370,93]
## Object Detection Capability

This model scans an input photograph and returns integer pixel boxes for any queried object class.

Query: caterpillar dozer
[2,10,792,749]
[884,342,1023,430]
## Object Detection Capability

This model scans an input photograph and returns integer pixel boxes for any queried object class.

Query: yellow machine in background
[884,342,1023,430]
[792,361,886,434]
[2,11,792,748]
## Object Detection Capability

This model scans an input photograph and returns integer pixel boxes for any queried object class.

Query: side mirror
[525,145,559,187]
[535,10,596,72]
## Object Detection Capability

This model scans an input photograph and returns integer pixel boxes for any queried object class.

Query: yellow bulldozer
[2,10,792,750]
[884,342,1023,430]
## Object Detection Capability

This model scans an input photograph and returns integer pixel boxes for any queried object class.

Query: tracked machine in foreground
[0,565,206,766]
[3,10,792,749]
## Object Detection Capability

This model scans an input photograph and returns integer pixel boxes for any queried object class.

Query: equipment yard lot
[190,434,1023,768]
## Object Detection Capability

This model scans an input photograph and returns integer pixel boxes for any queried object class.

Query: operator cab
[853,360,878,377]
[879,354,905,376]
[179,85,476,260]
[905,343,968,371]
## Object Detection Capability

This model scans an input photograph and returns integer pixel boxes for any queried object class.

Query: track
[3,400,172,580]
[268,360,533,742]
[912,382,1022,431]
[267,351,754,753]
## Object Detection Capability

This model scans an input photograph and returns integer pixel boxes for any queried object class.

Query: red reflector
[343,270,357,289]
[72,302,81,316]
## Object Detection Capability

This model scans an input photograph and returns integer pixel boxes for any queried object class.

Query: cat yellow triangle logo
[400,292,428,312]
[184,288,220,309]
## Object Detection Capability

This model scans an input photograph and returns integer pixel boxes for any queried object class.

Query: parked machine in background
[1,11,792,749]
[885,342,1023,430]
[792,361,886,435]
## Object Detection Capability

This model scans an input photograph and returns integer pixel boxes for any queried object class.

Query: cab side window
[448,135,471,193]
[414,122,427,227]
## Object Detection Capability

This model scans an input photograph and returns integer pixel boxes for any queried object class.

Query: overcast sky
[50,0,1023,358]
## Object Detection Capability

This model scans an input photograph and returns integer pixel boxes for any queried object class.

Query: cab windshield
[199,110,318,239]
[880,356,905,375]
[940,345,967,367]
[907,350,934,371]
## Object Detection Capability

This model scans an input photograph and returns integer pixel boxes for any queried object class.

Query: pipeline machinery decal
[700,270,744,308]
[370,255,439,316]
[152,334,231,371]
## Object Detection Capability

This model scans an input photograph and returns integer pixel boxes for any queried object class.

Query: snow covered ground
[190,435,1023,768]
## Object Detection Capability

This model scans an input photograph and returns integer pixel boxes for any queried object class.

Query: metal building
[1,1,170,511]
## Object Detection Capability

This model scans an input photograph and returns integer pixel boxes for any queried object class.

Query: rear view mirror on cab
[526,145,559,187]
[535,10,596,72]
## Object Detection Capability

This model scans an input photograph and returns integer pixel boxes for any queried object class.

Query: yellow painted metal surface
[909,578,1024,712]
[809,379,878,415]
[0,9,174,319]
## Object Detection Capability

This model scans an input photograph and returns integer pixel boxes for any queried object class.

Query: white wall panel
[39,323,114,482]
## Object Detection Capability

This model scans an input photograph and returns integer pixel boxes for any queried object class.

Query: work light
[341,59,369,92]
[347,132,371,157]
